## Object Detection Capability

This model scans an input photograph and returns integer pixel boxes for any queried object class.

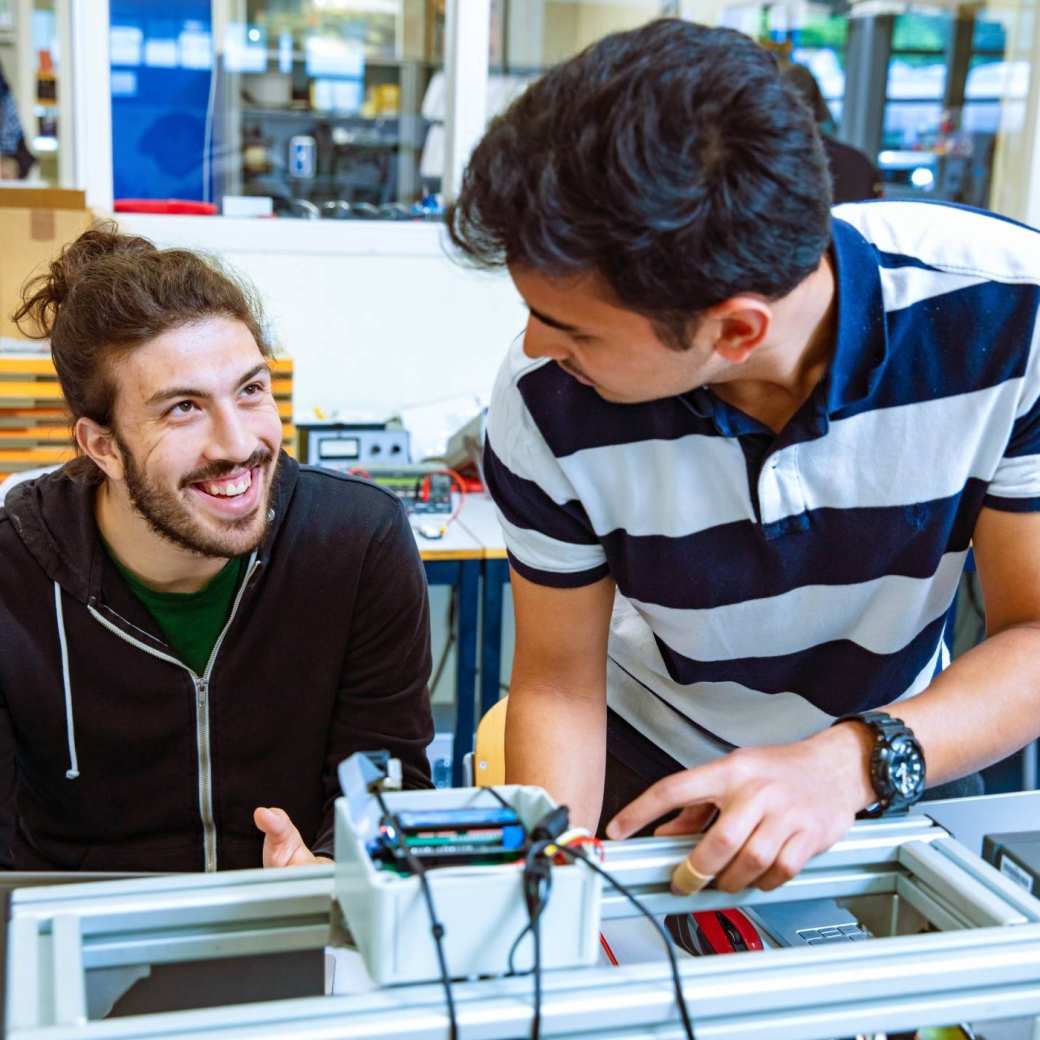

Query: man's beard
[116,433,278,559]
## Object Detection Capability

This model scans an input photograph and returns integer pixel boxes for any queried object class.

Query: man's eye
[168,400,196,416]
[242,382,266,396]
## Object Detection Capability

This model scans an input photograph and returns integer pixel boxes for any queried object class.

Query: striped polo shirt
[484,201,1040,769]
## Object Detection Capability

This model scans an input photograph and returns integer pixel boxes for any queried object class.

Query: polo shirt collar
[688,217,888,437]
[825,217,889,416]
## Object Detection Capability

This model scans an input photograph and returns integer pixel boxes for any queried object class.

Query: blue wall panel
[110,1,214,202]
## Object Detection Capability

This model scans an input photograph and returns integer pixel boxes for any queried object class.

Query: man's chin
[190,511,268,559]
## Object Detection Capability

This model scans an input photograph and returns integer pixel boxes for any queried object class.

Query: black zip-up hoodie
[0,455,433,872]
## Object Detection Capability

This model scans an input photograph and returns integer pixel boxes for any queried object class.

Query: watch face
[888,736,925,798]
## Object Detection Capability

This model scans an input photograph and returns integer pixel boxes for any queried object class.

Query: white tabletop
[410,495,483,561]
[455,493,507,558]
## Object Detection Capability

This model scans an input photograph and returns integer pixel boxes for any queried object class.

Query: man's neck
[712,254,838,434]
[96,482,229,594]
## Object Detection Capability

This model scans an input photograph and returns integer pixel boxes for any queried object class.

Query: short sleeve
[985,317,1040,513]
[484,351,609,588]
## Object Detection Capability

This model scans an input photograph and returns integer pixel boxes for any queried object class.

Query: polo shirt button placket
[758,459,780,532]
[758,448,807,538]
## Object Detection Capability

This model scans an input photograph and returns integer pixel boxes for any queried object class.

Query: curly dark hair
[446,19,832,348]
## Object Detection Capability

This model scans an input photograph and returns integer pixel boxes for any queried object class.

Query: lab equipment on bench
[333,752,602,986]
[297,421,411,471]
[984,829,1040,897]
[10,788,1040,1039]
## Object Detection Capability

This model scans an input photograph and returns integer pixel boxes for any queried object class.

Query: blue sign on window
[110,0,215,202]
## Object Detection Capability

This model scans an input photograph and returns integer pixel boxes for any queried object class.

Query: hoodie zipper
[86,553,260,873]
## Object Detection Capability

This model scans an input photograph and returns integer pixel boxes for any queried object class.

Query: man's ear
[75,417,125,482]
[706,296,772,365]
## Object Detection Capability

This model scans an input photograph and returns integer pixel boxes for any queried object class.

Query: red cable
[423,467,469,531]
[350,465,469,532]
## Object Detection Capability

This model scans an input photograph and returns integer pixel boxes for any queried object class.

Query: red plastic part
[691,909,764,953]
[692,910,732,953]
[114,199,218,215]
[719,908,763,951]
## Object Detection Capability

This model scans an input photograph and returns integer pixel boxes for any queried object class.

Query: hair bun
[12,219,156,338]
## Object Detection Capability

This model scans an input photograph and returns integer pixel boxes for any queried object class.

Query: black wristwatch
[832,711,926,817]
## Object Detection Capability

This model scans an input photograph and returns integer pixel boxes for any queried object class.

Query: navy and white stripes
[485,201,1040,767]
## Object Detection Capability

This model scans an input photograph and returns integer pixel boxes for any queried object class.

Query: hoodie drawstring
[53,582,80,780]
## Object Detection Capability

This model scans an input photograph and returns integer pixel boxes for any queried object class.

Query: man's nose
[522,318,572,362]
[207,405,256,462]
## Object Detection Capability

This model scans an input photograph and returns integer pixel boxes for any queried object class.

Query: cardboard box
[0,187,93,343]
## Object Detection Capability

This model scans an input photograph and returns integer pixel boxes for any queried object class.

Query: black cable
[484,785,539,976]
[520,839,554,1040]
[484,785,517,815]
[531,894,543,1039]
[555,845,695,1040]
[481,791,562,1038]
[507,918,533,977]
[372,789,458,1040]
[505,839,552,976]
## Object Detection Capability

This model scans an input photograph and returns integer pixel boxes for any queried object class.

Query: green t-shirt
[106,548,247,676]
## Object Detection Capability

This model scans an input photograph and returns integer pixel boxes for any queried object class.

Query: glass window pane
[491,1,659,73]
[876,1,1035,211]
[972,17,1007,52]
[882,99,944,149]
[485,0,660,186]
[110,0,445,220]
[791,46,845,100]
[791,14,847,51]
[962,99,1004,134]
[891,12,951,53]
[2,0,63,185]
[967,54,1027,99]
[886,56,947,100]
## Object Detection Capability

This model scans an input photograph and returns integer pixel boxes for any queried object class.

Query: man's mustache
[180,447,274,488]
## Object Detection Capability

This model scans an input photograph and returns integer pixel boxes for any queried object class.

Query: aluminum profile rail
[7,815,1040,1039]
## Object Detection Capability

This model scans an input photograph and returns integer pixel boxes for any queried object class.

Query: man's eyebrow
[145,363,271,408]
[527,305,590,336]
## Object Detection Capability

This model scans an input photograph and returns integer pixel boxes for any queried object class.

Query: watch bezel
[871,730,926,811]
[834,711,927,816]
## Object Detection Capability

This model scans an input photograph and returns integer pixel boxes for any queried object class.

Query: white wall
[116,216,528,424]
[114,216,528,717]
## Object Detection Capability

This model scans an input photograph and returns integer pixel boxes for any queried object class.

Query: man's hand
[253,806,332,868]
[606,724,875,893]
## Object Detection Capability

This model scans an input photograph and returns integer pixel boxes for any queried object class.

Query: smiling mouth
[191,466,259,501]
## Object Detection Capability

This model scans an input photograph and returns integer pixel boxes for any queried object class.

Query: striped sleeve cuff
[484,435,609,586]
[508,551,610,588]
[498,510,607,575]
[982,493,1040,513]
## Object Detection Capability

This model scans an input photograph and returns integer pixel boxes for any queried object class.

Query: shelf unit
[0,355,296,480]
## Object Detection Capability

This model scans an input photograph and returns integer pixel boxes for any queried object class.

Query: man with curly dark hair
[448,19,1040,893]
